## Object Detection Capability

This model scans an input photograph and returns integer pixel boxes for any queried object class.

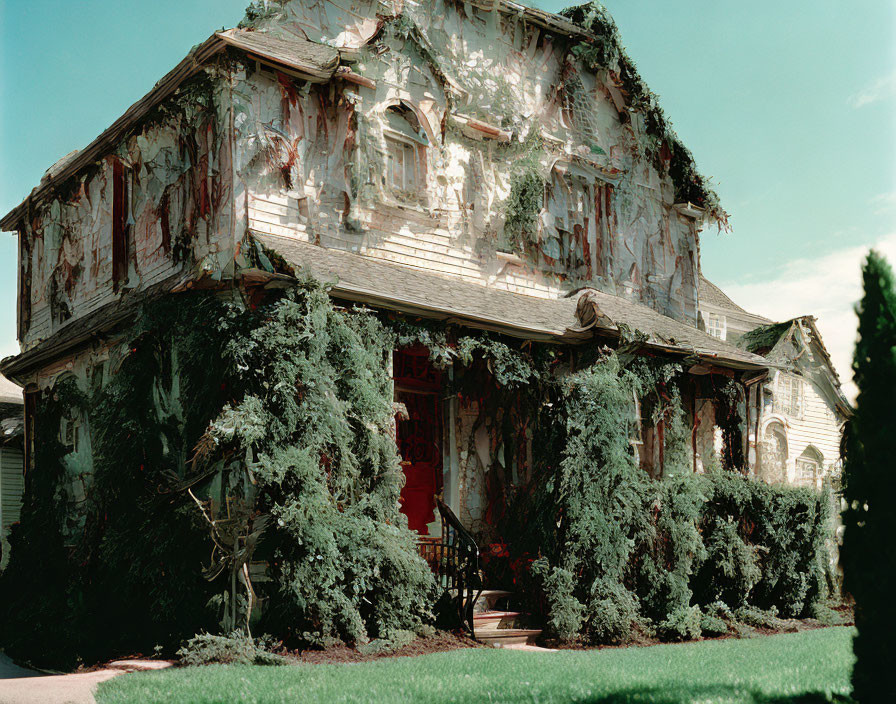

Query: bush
[656,605,702,642]
[531,559,584,642]
[585,578,642,645]
[734,605,781,630]
[694,473,833,618]
[0,284,437,665]
[177,632,290,666]
[700,602,734,637]
[519,352,835,646]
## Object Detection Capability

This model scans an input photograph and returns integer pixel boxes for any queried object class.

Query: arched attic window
[383,104,429,198]
[796,445,824,487]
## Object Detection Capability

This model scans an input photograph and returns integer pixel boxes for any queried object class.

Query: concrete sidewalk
[0,654,172,704]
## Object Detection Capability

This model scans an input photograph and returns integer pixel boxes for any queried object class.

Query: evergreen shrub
[0,283,435,665]
[843,251,896,701]
[521,352,835,645]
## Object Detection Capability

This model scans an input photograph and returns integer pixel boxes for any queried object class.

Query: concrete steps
[472,592,542,647]
[473,610,521,631]
[476,628,543,647]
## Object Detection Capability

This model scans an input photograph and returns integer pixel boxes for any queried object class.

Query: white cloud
[720,233,896,402]
[870,191,896,215]
[848,70,896,108]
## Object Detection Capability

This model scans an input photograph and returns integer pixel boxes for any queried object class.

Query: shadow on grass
[580,685,853,704]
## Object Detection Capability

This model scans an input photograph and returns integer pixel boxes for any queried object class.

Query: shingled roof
[254,232,770,371]
[698,275,751,314]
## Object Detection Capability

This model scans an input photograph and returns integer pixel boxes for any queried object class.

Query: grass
[97,627,855,704]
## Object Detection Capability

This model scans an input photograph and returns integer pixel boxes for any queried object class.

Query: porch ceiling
[253,232,770,372]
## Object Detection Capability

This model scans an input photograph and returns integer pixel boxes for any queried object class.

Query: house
[740,317,851,488]
[698,278,850,488]
[698,275,771,344]
[0,375,24,570]
[0,1,775,642]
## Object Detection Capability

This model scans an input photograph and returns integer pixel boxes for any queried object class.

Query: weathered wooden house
[0,0,775,642]
[697,278,851,489]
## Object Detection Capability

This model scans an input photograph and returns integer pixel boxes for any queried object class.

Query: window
[112,160,134,290]
[383,105,428,199]
[796,458,817,484]
[703,312,727,340]
[796,446,823,487]
[761,421,787,483]
[776,374,803,418]
[386,139,422,192]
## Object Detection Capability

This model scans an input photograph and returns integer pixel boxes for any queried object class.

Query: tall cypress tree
[843,250,896,702]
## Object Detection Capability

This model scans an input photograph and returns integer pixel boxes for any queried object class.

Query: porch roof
[254,233,770,372]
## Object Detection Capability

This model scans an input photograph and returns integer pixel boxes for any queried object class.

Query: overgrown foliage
[843,250,896,702]
[0,299,226,666]
[197,282,435,648]
[512,352,835,645]
[560,3,725,221]
[0,283,435,666]
[500,138,548,255]
[1,273,836,665]
[177,632,289,666]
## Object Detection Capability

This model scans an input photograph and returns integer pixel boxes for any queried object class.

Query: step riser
[477,629,542,648]
[474,616,523,631]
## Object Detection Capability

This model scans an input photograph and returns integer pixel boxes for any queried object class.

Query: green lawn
[97,627,855,704]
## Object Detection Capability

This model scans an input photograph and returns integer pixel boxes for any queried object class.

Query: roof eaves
[252,232,769,372]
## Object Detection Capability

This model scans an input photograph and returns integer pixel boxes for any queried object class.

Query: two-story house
[1,0,769,589]
[698,277,851,488]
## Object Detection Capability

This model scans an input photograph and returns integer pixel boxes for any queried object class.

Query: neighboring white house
[0,374,24,570]
[698,275,772,344]
[699,278,851,489]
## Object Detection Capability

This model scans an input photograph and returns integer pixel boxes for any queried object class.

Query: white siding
[0,447,25,570]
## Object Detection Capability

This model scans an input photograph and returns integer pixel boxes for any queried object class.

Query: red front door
[394,348,442,535]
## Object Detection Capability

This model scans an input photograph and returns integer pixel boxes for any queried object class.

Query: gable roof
[253,232,770,372]
[741,316,852,414]
[2,1,720,232]
[0,31,339,232]
[699,275,750,314]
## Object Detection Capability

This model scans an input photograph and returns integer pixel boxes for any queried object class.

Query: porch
[394,344,767,644]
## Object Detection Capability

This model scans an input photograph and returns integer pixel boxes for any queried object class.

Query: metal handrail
[417,499,481,638]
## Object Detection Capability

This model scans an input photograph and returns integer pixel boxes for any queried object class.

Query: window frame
[384,133,424,195]
[703,312,727,341]
[776,373,804,418]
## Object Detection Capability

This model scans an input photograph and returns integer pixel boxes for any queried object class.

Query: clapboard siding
[0,447,25,569]
[249,190,563,299]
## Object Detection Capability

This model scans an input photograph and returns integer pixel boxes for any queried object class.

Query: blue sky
[2,1,894,394]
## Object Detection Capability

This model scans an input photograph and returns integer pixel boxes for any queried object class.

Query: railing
[417,499,481,638]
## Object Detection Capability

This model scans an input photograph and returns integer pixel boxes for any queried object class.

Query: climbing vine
[561,2,725,222]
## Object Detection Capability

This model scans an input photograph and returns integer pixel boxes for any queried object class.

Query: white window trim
[703,312,727,341]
